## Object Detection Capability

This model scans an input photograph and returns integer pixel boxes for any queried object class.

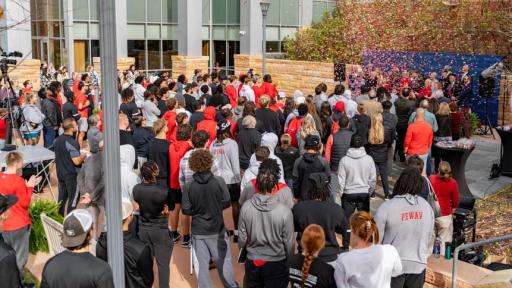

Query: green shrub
[29,200,63,254]
[468,112,480,133]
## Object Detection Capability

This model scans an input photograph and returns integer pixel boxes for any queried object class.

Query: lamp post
[260,0,270,76]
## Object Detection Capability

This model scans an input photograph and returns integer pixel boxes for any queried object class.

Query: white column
[0,0,32,59]
[240,0,263,55]
[115,0,128,57]
[63,0,74,72]
[300,0,314,27]
[177,0,203,56]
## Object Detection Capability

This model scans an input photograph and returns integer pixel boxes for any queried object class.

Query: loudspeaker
[334,63,346,82]
[478,75,495,98]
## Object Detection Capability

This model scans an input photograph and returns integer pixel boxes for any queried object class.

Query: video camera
[0,50,23,73]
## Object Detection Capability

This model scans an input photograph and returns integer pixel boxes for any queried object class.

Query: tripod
[0,67,24,150]
[479,97,495,139]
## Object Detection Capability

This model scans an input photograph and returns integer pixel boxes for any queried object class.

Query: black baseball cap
[0,194,17,215]
[304,135,321,147]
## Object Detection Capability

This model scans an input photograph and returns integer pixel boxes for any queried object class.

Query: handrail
[451,233,512,288]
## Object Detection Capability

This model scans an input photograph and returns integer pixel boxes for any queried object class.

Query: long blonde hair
[369,113,384,145]
[300,114,318,139]
[437,102,451,116]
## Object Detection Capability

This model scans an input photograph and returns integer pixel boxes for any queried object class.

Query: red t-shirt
[404,120,433,155]
[0,173,33,231]
[429,175,459,216]
[0,118,6,139]
[74,91,89,118]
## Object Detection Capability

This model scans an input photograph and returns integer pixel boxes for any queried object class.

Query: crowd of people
[0,62,467,288]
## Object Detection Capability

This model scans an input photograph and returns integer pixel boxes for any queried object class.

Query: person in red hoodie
[225,75,239,108]
[169,124,193,247]
[0,152,41,276]
[161,98,177,143]
[261,74,278,100]
[196,106,218,145]
[252,74,263,106]
[404,108,433,174]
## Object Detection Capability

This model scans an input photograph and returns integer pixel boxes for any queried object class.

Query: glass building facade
[30,0,337,73]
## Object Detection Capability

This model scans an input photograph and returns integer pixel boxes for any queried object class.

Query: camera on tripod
[0,51,22,73]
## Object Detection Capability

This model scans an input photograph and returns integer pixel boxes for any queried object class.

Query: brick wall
[171,55,209,80]
[234,55,358,97]
[7,59,42,90]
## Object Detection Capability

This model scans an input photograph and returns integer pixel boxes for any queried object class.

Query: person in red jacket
[161,98,177,143]
[0,152,41,276]
[225,75,239,108]
[261,74,278,100]
[429,161,459,255]
[169,124,193,247]
[0,108,7,140]
[196,106,218,145]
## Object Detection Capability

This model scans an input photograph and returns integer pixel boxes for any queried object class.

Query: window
[226,0,240,24]
[313,0,336,23]
[127,0,146,22]
[281,0,299,26]
[147,40,161,70]
[212,0,226,24]
[127,40,146,70]
[147,0,162,22]
[162,40,177,69]
[162,0,178,23]
[90,0,99,20]
[73,0,89,20]
[266,41,280,53]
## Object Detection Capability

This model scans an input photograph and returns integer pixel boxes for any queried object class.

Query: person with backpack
[286,103,308,148]
[182,149,239,288]
[293,173,349,265]
[350,103,371,146]
[292,135,331,201]
[20,93,45,146]
[337,135,376,221]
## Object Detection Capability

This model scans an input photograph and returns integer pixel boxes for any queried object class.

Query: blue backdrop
[362,50,503,126]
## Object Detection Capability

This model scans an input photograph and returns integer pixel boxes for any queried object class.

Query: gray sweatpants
[193,233,239,288]
[3,225,30,275]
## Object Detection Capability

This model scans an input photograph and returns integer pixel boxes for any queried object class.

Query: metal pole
[451,234,512,288]
[99,0,125,287]
[262,14,267,76]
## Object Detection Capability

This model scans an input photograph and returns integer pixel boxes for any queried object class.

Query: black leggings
[138,226,174,288]
[341,193,370,221]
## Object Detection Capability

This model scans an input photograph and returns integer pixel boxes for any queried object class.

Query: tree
[284,0,512,64]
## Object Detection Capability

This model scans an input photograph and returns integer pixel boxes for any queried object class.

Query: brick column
[171,55,209,80]
[7,59,42,90]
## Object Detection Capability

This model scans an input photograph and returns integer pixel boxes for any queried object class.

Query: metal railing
[451,233,512,288]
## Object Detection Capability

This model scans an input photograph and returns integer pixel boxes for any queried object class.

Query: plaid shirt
[179,148,218,193]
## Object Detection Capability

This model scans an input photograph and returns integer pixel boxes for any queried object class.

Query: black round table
[433,144,475,198]
[496,128,512,177]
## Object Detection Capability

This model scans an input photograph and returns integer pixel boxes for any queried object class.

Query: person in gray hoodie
[239,159,294,288]
[211,120,242,242]
[337,134,376,221]
[20,93,45,145]
[375,168,434,288]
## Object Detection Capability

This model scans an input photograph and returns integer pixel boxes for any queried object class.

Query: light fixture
[260,0,270,17]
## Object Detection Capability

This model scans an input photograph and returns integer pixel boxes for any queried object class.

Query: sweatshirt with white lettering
[374,194,434,274]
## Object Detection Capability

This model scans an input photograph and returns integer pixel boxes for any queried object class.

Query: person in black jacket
[328,114,353,196]
[132,115,155,166]
[182,149,238,288]
[183,83,198,114]
[95,198,154,288]
[62,91,80,122]
[238,115,262,171]
[292,135,331,201]
[293,173,349,264]
[350,103,371,146]
[0,194,22,288]
[275,134,300,189]
[133,161,173,288]
[41,81,63,149]
[255,95,281,134]
[120,88,140,124]
[394,88,416,162]
[367,113,394,199]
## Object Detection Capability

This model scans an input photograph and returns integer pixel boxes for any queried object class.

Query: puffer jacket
[329,128,353,171]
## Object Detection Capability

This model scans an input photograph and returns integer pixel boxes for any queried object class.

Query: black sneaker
[370,192,376,199]
[181,235,191,248]
[172,231,181,243]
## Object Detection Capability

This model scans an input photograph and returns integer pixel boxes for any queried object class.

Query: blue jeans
[284,178,294,190]
[43,127,56,149]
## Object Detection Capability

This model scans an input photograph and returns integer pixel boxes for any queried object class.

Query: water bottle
[445,242,452,260]
[433,238,441,258]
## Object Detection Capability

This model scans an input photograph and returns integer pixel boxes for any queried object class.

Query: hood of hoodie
[343,90,352,100]
[346,147,367,159]
[247,157,261,176]
[303,152,319,163]
[204,106,216,120]
[192,171,214,184]
[261,132,278,151]
[170,140,191,154]
[250,193,280,212]
[394,194,420,206]
[120,144,135,169]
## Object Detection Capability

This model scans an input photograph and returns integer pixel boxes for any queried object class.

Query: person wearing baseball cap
[0,194,22,288]
[41,209,114,288]
[96,198,154,288]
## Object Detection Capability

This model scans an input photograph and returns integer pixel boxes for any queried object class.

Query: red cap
[334,101,345,112]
